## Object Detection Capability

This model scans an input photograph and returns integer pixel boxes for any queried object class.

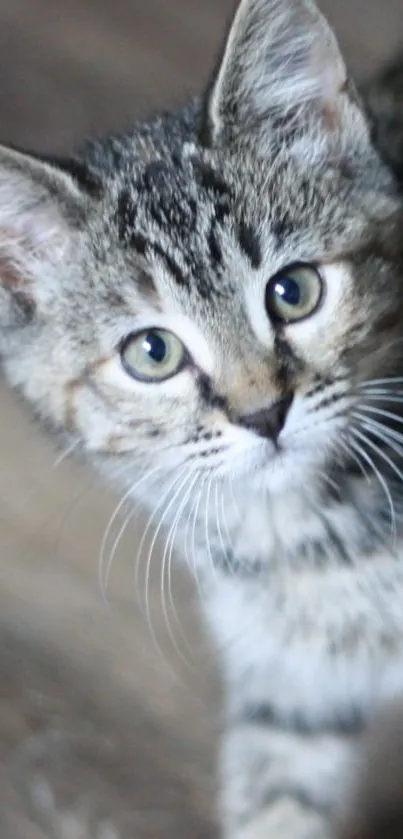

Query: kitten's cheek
[73,400,118,452]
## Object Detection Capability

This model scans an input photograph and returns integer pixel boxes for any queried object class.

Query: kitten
[0,0,403,837]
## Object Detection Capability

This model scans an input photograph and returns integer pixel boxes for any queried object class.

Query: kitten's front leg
[220,720,352,839]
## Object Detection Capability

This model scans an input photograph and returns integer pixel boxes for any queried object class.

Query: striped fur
[0,2,402,837]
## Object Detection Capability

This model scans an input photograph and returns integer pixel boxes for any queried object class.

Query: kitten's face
[0,0,402,501]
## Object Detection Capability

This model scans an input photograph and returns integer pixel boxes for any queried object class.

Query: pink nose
[237,395,293,443]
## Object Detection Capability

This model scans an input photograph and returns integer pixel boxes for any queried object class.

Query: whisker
[143,468,191,668]
[228,473,243,527]
[102,478,162,604]
[214,480,232,574]
[318,470,342,496]
[359,392,403,402]
[189,472,210,601]
[52,438,81,469]
[358,377,403,389]
[160,472,198,665]
[353,413,403,455]
[351,426,403,485]
[204,475,217,581]
[220,478,236,563]
[98,463,160,604]
[338,435,371,483]
[133,464,187,611]
[349,429,397,543]
[356,404,403,427]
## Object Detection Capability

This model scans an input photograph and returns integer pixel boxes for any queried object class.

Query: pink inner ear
[0,227,31,285]
[0,261,22,288]
[0,204,67,282]
[0,219,41,319]
[0,252,36,317]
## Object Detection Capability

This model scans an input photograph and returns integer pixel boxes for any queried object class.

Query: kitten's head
[0,0,402,499]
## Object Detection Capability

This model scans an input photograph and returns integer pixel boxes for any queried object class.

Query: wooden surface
[0,2,402,837]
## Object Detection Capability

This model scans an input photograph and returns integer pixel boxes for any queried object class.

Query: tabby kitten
[1,0,403,837]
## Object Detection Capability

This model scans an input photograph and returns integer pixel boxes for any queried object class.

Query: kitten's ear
[202,0,361,158]
[0,146,98,327]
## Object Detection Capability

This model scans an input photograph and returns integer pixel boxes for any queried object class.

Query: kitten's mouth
[202,438,280,479]
[206,434,328,494]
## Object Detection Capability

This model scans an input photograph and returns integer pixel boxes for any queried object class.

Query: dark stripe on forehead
[144,160,199,233]
[117,187,137,242]
[152,242,188,287]
[131,234,189,287]
[130,232,147,255]
[194,162,232,199]
[193,161,232,226]
[208,218,223,268]
[117,200,190,288]
[238,220,262,269]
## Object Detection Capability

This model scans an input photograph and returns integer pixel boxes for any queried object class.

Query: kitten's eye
[265,264,323,324]
[120,329,187,382]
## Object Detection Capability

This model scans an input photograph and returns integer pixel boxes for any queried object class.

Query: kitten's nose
[238,395,293,444]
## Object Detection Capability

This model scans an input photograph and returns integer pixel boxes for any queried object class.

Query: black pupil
[275,276,301,307]
[143,332,167,363]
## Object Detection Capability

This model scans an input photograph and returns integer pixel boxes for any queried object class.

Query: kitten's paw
[228,797,329,839]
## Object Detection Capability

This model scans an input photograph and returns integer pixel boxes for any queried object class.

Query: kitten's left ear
[0,145,100,328]
[202,0,364,158]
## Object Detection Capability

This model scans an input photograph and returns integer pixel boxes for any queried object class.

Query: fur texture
[0,1,403,837]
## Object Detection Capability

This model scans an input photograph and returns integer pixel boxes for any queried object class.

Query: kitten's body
[1,1,403,837]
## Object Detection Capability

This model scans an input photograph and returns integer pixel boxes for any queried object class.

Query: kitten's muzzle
[237,395,293,445]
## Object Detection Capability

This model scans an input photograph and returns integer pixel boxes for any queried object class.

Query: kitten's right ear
[0,145,98,328]
[201,0,357,160]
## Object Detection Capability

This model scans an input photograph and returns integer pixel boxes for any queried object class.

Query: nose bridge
[219,353,280,418]
[215,349,294,442]
[238,395,294,443]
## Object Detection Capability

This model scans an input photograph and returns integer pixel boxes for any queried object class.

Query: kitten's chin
[224,443,328,496]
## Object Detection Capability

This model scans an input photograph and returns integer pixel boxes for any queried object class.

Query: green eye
[120,329,187,382]
[265,263,323,324]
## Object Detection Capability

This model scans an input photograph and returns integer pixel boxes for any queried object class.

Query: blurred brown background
[0,2,402,838]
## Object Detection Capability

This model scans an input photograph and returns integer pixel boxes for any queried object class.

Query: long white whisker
[160,472,198,664]
[133,464,187,610]
[214,479,232,573]
[338,435,371,483]
[204,475,217,581]
[221,485,235,558]
[52,439,81,469]
[360,392,403,402]
[103,483,159,604]
[352,427,403,485]
[228,472,243,527]
[98,463,160,604]
[318,470,342,496]
[357,405,403,426]
[143,468,192,664]
[349,429,397,543]
[353,413,403,458]
[190,473,209,600]
[358,377,403,388]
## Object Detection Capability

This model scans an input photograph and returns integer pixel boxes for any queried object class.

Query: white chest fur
[197,489,403,727]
